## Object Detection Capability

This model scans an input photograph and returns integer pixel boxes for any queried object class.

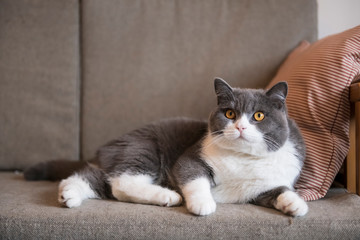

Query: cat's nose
[236,125,247,133]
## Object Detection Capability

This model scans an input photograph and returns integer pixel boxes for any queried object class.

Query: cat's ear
[266,82,288,108]
[214,78,235,105]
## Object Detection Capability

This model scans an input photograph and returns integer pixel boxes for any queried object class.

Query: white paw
[186,197,217,216]
[58,178,84,208]
[58,175,97,208]
[275,191,308,217]
[182,177,216,216]
[158,190,183,207]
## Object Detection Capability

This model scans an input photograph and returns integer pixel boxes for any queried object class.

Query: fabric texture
[268,26,360,201]
[81,0,317,159]
[0,0,80,170]
[1,172,360,239]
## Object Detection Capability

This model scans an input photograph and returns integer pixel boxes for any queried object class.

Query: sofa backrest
[0,0,80,170]
[0,0,317,170]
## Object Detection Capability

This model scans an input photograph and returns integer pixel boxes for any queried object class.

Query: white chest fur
[201,135,302,203]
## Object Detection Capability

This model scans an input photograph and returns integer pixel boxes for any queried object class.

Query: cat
[24,78,308,217]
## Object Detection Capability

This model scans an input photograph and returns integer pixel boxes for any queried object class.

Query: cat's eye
[254,112,265,121]
[225,109,236,119]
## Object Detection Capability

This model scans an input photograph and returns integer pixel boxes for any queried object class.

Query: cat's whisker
[204,136,223,147]
[202,134,225,149]
[209,130,224,136]
[263,136,281,151]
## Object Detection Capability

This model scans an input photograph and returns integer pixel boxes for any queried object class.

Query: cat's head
[208,78,289,155]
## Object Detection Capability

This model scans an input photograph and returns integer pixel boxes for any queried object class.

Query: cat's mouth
[239,134,255,144]
[224,131,250,142]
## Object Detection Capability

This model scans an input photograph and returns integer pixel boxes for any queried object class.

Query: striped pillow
[267,26,360,201]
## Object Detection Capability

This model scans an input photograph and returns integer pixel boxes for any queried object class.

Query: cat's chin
[229,143,269,157]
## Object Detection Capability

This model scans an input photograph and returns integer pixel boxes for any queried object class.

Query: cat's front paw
[275,191,308,217]
[186,197,217,216]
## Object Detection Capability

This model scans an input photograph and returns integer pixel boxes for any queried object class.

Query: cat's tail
[24,160,88,181]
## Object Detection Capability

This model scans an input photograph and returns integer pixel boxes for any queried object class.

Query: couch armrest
[347,83,360,194]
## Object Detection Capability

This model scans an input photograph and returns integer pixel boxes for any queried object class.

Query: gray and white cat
[24,78,308,217]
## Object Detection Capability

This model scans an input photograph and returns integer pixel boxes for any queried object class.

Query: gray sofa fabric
[0,0,80,170]
[1,172,360,239]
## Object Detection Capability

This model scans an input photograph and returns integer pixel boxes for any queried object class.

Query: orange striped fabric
[268,26,360,201]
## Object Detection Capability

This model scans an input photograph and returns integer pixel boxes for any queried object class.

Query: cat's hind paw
[58,175,97,208]
[58,178,83,208]
[275,191,308,217]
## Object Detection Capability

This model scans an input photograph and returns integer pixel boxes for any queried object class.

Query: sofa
[1,0,360,239]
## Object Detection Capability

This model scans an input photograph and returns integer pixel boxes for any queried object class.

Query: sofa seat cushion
[1,172,360,239]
